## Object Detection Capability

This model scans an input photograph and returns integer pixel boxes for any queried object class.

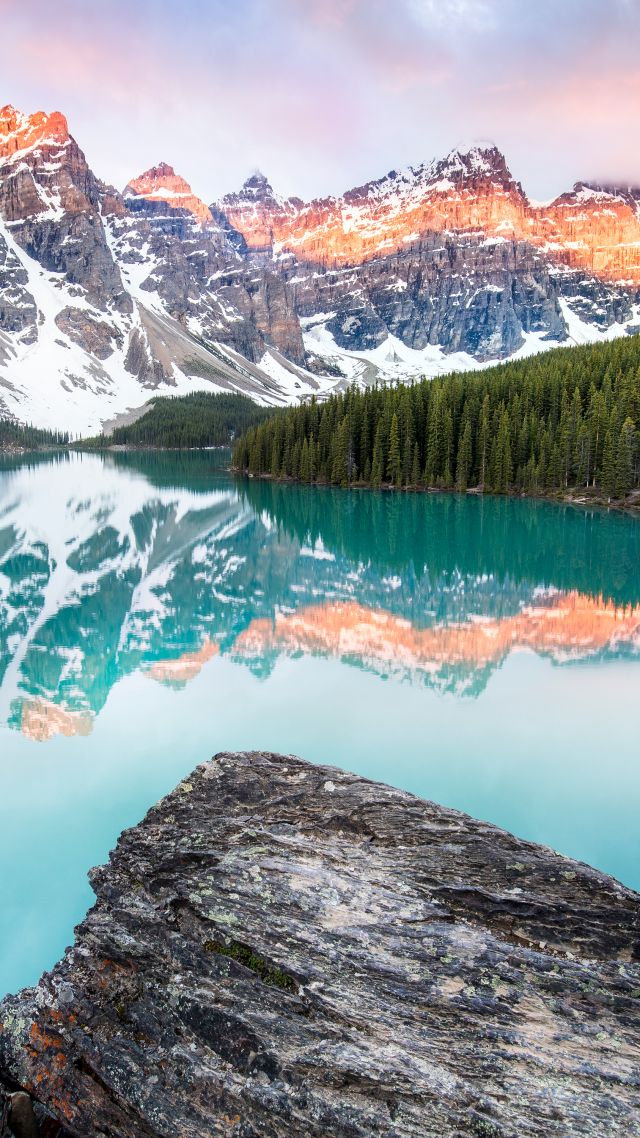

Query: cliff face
[1,751,638,1137]
[1,105,640,432]
[0,106,129,314]
[213,148,640,364]
[0,106,326,433]
[219,148,531,266]
[217,148,640,285]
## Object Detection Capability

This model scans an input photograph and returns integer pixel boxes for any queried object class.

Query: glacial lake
[1,449,639,996]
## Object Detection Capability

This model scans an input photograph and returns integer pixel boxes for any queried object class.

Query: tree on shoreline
[233,336,640,498]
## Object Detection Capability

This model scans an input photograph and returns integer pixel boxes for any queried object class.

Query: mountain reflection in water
[1,450,638,740]
[1,450,639,995]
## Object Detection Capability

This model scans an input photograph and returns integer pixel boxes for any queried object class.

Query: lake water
[1,450,639,996]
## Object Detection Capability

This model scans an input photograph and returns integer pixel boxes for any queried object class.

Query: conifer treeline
[0,418,69,449]
[233,336,640,498]
[102,392,273,449]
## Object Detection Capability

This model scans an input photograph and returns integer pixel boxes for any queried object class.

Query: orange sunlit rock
[125,163,213,226]
[0,105,70,161]
[20,699,93,742]
[221,161,640,283]
[146,637,219,688]
[232,593,640,680]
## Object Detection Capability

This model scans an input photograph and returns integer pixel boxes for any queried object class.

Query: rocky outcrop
[124,163,214,227]
[0,106,130,314]
[0,751,638,1137]
[0,231,37,342]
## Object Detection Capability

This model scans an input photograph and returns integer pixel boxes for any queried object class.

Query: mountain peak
[0,105,70,162]
[124,163,212,226]
[240,170,278,200]
[143,161,176,180]
[429,143,514,186]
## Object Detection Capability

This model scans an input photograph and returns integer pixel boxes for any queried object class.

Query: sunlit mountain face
[219,150,640,282]
[2,106,640,433]
[1,451,639,741]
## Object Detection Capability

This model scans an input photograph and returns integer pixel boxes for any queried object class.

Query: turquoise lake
[1,449,639,996]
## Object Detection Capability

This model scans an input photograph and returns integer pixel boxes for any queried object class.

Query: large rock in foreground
[1,752,639,1137]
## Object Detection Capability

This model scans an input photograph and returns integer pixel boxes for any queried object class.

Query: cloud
[1,0,639,201]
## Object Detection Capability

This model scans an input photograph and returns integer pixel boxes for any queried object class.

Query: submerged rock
[0,751,638,1137]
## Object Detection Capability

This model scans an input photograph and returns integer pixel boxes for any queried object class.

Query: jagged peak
[244,170,273,193]
[1,104,68,133]
[218,170,302,213]
[342,142,522,208]
[124,163,213,226]
[562,180,639,203]
[131,161,176,182]
[0,105,70,161]
[427,143,515,186]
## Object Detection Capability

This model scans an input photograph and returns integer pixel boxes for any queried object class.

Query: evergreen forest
[0,419,69,450]
[86,392,275,449]
[233,336,640,498]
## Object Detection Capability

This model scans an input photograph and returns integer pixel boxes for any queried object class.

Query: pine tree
[300,436,310,482]
[371,422,384,488]
[455,419,472,491]
[477,394,490,488]
[411,442,421,488]
[615,418,636,498]
[602,430,616,496]
[387,413,402,487]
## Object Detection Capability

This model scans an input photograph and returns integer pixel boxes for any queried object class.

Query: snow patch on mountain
[303,304,640,388]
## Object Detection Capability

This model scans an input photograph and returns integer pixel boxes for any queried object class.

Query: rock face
[0,106,328,434]
[1,751,638,1137]
[1,104,640,432]
[114,165,306,366]
[214,148,640,365]
[217,149,640,284]
[124,163,214,227]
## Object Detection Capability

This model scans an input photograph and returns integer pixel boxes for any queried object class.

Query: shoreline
[233,468,640,514]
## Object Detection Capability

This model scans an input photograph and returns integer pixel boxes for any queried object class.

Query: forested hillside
[233,336,640,498]
[94,392,274,449]
[0,419,68,450]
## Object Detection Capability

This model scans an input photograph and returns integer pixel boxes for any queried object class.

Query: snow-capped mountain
[1,106,639,433]
[0,107,333,434]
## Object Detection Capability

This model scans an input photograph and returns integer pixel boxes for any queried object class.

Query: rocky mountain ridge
[124,162,214,227]
[0,106,331,434]
[1,106,639,432]
[218,144,640,280]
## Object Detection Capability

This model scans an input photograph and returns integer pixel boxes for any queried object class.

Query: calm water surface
[1,450,639,995]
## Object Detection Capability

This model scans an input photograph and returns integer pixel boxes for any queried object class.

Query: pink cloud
[2,0,640,203]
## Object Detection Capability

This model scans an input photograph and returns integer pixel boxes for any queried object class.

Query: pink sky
[3,0,640,203]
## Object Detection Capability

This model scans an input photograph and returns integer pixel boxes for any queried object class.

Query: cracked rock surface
[1,751,639,1137]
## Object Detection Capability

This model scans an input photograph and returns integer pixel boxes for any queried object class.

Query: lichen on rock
[0,751,638,1136]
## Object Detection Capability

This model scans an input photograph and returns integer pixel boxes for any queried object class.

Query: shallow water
[1,450,638,995]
